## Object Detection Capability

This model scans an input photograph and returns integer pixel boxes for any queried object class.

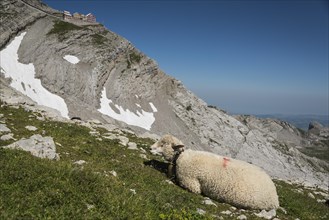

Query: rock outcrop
[4,134,59,160]
[0,0,53,49]
[309,121,329,137]
[0,0,328,188]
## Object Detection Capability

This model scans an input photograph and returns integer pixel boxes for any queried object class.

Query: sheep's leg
[179,177,201,194]
[167,163,174,179]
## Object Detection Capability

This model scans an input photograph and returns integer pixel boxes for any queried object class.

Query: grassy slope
[0,104,328,219]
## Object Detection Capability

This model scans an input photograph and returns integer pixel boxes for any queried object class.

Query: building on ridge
[63,10,72,20]
[86,13,96,23]
[62,10,97,23]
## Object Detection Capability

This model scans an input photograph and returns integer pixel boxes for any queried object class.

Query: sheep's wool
[176,150,279,210]
[151,135,279,210]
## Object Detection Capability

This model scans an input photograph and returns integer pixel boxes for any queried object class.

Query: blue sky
[43,0,328,115]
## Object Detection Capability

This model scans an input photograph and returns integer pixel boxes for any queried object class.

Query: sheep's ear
[172,144,184,152]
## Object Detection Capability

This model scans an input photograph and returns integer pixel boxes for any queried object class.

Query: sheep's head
[150,135,185,161]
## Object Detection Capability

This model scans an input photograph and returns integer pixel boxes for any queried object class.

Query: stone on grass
[317,199,326,203]
[202,197,217,207]
[103,133,117,140]
[196,208,206,215]
[237,214,247,220]
[110,170,117,177]
[74,160,86,165]
[25,125,38,131]
[128,142,138,150]
[118,136,129,146]
[314,191,329,197]
[165,180,174,185]
[221,210,232,215]
[3,134,59,160]
[86,204,95,210]
[230,206,237,211]
[254,209,276,219]
[308,192,315,199]
[1,133,15,141]
[55,142,62,147]
[139,147,147,153]
[89,131,100,136]
[139,154,148,159]
[0,124,11,133]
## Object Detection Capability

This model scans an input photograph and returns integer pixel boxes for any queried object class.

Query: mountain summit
[1,0,328,189]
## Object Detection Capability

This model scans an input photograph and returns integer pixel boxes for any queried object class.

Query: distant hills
[256,114,329,131]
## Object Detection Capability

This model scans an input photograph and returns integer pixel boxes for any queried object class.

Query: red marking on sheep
[223,157,230,168]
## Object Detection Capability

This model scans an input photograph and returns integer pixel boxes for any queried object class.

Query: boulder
[0,124,11,133]
[308,121,323,135]
[3,134,59,160]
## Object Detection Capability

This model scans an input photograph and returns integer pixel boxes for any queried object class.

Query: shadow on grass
[144,159,168,175]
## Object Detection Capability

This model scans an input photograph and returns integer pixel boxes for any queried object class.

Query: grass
[300,145,329,163]
[47,20,82,41]
[47,21,110,45]
[275,180,329,220]
[0,103,328,219]
[127,52,142,68]
[91,33,107,46]
[129,52,142,63]
[47,20,82,35]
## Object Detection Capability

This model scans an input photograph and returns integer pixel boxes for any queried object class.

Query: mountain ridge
[255,114,329,131]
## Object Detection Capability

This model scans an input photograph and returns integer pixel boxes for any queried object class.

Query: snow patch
[0,32,69,118]
[135,103,141,108]
[149,102,158,112]
[63,55,80,64]
[98,87,155,130]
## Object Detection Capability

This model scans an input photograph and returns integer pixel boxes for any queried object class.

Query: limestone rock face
[0,0,328,189]
[0,0,50,49]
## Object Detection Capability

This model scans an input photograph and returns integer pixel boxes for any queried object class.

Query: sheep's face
[150,135,185,161]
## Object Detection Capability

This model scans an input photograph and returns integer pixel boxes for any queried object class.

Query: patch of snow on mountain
[63,55,80,64]
[135,103,141,108]
[0,32,69,118]
[149,102,157,112]
[98,87,155,130]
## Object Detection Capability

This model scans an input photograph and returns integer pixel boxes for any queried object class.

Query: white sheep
[150,135,279,210]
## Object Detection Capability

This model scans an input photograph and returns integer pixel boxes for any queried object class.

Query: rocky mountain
[257,114,329,131]
[1,0,328,189]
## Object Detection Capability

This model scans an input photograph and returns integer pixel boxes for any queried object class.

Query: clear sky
[43,0,328,115]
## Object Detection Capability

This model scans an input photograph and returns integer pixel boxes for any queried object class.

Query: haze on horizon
[44,0,329,116]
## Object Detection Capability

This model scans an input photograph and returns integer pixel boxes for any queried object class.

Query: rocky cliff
[1,0,328,189]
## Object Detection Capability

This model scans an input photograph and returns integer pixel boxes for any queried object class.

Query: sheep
[150,135,280,210]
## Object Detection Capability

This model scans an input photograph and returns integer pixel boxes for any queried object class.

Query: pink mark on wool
[223,157,230,168]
